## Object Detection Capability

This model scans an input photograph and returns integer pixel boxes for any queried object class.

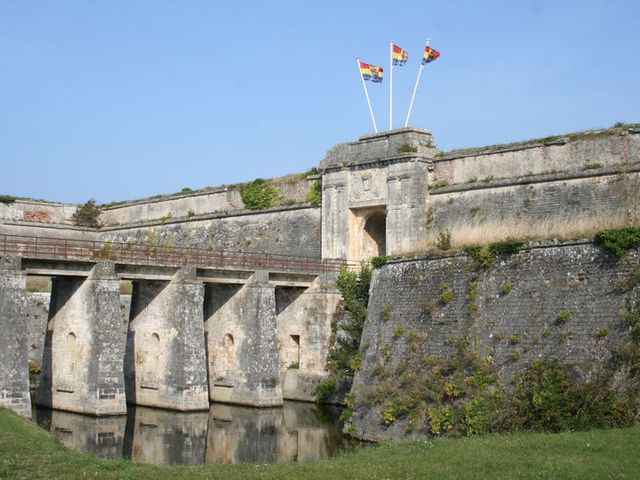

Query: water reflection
[123,407,208,464]
[34,401,349,465]
[35,408,126,460]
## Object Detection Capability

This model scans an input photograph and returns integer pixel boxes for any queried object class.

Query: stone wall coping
[320,154,433,174]
[99,203,320,232]
[3,199,74,207]
[101,186,230,211]
[357,127,433,142]
[429,161,640,195]
[386,238,598,265]
[433,125,639,162]
[0,221,94,233]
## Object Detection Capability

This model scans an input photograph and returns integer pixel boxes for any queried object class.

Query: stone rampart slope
[348,242,640,441]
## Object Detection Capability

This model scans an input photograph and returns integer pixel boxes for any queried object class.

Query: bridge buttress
[125,266,209,411]
[276,272,343,402]
[0,255,31,417]
[204,270,282,407]
[36,262,127,415]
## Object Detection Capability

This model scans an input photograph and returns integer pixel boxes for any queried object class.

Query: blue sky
[1,0,638,204]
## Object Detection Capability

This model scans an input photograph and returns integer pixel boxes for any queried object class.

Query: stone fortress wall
[427,127,640,248]
[349,242,640,441]
[1,123,639,424]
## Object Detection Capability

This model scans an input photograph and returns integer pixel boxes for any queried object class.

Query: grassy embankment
[1,408,639,479]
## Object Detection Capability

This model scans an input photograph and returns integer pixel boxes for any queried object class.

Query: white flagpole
[356,57,378,133]
[389,41,393,130]
[404,38,430,128]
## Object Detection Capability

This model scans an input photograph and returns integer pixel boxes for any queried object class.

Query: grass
[2,408,640,479]
[439,209,640,249]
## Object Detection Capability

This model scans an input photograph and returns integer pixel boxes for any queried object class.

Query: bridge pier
[37,262,126,415]
[125,266,209,411]
[204,271,282,407]
[0,255,31,417]
[277,273,343,401]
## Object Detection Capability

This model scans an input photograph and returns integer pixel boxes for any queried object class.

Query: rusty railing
[0,234,355,275]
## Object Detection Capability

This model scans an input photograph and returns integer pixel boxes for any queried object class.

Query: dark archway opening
[363,211,386,257]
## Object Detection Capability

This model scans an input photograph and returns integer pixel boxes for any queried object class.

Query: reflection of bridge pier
[36,408,127,459]
[205,402,336,464]
[0,238,348,416]
[124,406,208,464]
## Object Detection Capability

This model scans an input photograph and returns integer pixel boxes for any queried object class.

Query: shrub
[306,180,322,206]
[0,195,17,205]
[383,402,399,424]
[488,239,524,256]
[72,199,101,228]
[464,246,495,270]
[428,407,453,435]
[240,179,282,210]
[371,256,388,269]
[504,359,632,433]
[594,227,640,258]
[312,379,336,403]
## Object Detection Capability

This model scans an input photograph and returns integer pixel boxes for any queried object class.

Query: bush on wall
[72,199,101,228]
[240,179,282,210]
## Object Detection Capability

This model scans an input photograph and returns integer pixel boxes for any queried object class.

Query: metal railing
[0,234,355,275]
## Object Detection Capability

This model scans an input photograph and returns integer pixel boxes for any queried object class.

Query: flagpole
[404,38,430,128]
[356,57,378,133]
[389,41,393,131]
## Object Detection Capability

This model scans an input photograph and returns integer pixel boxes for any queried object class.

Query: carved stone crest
[349,169,387,205]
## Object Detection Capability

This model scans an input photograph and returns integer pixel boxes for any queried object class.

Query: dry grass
[431,209,640,249]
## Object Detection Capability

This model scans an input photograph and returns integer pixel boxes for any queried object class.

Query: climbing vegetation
[314,263,372,402]
[306,180,322,206]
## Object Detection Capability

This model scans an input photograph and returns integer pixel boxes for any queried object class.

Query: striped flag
[422,45,441,65]
[392,43,409,66]
[359,61,384,83]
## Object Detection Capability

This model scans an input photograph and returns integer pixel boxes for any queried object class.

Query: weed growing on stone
[500,280,512,295]
[440,283,454,304]
[556,310,572,325]
[436,230,452,250]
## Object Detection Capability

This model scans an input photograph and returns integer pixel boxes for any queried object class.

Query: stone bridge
[0,235,348,417]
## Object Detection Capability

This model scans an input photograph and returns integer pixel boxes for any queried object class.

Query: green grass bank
[1,408,639,479]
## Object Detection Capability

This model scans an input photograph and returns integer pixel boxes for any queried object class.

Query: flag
[359,61,384,83]
[422,45,441,65]
[392,44,409,66]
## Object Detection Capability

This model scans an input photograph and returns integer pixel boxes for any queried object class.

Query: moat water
[32,401,354,465]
